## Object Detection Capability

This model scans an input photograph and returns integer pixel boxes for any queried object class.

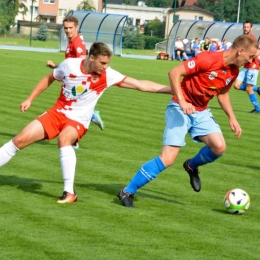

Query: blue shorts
[237,68,259,85]
[163,100,222,146]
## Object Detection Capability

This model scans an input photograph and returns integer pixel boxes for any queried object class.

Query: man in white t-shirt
[0,42,172,204]
[174,36,188,61]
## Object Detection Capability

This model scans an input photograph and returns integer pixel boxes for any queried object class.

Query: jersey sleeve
[53,60,67,81]
[106,67,126,86]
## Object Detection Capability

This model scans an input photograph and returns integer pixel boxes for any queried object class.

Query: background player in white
[0,42,172,203]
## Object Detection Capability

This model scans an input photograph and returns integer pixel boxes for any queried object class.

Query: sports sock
[249,93,260,111]
[0,140,19,166]
[252,85,259,92]
[124,156,166,194]
[60,146,76,194]
[189,146,222,170]
[239,84,246,91]
[91,114,94,121]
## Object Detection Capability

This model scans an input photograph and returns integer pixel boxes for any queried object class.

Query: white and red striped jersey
[52,58,126,128]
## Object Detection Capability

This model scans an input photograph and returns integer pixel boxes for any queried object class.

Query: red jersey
[244,33,259,70]
[65,35,87,58]
[172,51,239,111]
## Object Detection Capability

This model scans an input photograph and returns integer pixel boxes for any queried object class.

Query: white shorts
[163,100,222,146]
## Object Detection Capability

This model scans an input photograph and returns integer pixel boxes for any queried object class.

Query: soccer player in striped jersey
[47,16,104,150]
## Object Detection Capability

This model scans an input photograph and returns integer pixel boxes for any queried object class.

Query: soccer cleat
[183,159,201,192]
[250,109,260,113]
[73,142,79,150]
[91,110,105,131]
[56,191,77,203]
[117,188,134,208]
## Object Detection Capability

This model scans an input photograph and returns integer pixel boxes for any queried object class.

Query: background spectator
[191,37,200,57]
[174,36,188,61]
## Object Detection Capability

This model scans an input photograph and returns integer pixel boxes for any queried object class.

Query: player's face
[236,46,258,66]
[63,21,78,40]
[243,23,252,35]
[90,55,111,74]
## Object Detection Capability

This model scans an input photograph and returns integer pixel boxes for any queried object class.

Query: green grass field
[0,49,260,260]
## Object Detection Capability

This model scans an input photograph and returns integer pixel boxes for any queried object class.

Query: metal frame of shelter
[60,10,128,56]
[166,20,260,59]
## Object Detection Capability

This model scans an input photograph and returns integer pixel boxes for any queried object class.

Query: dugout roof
[166,20,260,59]
[60,11,128,56]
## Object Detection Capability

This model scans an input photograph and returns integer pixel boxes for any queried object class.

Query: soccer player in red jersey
[47,16,104,149]
[234,20,260,113]
[0,42,172,203]
[118,35,258,208]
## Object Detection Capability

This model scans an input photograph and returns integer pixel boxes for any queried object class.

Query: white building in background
[106,4,168,28]
[15,0,102,25]
[105,4,214,37]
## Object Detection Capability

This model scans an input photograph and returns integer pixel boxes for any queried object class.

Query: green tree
[0,0,30,35]
[214,0,224,22]
[145,0,173,7]
[33,23,48,41]
[122,30,145,49]
[196,0,260,23]
[77,0,96,11]
[243,0,260,24]
[144,19,165,38]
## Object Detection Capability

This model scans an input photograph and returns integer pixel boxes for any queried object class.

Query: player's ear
[238,48,244,55]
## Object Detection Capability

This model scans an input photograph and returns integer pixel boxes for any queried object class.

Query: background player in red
[118,35,258,208]
[0,42,172,204]
[47,16,104,150]
[234,20,260,113]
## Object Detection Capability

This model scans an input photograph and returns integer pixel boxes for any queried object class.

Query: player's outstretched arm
[119,77,172,94]
[20,73,55,112]
[46,60,58,69]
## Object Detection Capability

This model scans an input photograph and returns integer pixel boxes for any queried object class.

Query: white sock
[0,140,19,166]
[60,146,76,194]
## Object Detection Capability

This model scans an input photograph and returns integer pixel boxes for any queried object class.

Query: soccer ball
[224,188,250,214]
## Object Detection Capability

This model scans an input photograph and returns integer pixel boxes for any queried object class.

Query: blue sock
[125,156,166,194]
[189,146,222,170]
[252,85,259,92]
[249,93,260,111]
[91,114,94,120]
[239,84,246,91]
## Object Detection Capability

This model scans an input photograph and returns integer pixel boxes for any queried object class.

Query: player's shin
[124,156,166,194]
[60,146,76,194]
[189,146,222,169]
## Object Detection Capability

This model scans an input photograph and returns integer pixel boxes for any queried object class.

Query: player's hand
[20,100,32,112]
[229,119,242,138]
[179,100,195,114]
[46,61,56,69]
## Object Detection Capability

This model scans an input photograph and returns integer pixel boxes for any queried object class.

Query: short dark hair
[89,42,113,58]
[63,16,78,26]
[243,20,253,27]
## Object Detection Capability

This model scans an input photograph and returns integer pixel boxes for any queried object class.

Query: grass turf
[0,49,260,260]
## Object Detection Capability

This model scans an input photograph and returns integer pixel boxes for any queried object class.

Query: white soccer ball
[224,188,250,214]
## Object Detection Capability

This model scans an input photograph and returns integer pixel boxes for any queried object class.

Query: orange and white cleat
[56,191,77,203]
